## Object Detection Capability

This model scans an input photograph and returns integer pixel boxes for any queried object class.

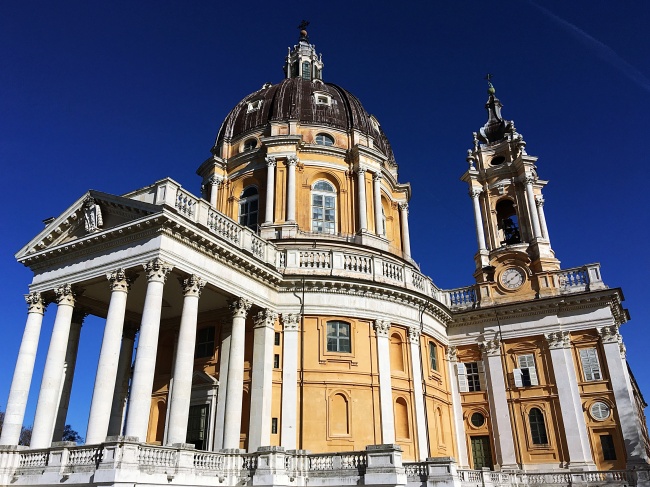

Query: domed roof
[213,78,396,164]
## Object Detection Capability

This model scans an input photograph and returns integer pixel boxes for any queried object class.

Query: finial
[485,73,496,95]
[298,20,310,41]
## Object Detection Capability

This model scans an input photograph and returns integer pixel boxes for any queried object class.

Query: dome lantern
[284,21,324,81]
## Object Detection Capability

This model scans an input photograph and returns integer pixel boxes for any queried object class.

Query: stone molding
[598,325,621,344]
[54,283,75,307]
[373,319,391,338]
[25,291,46,315]
[446,345,458,362]
[107,268,134,293]
[407,326,421,344]
[229,298,252,319]
[479,338,501,357]
[143,258,173,283]
[281,313,300,331]
[544,331,570,350]
[180,274,205,297]
[254,309,278,329]
[265,156,277,167]
[357,166,367,176]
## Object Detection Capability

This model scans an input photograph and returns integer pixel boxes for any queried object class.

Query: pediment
[192,371,218,388]
[16,190,161,259]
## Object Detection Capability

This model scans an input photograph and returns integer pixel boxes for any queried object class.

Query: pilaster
[281,313,300,449]
[374,319,395,444]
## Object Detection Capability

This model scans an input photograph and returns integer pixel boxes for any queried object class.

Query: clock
[500,267,525,290]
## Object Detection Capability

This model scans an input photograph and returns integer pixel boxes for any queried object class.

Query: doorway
[470,435,493,470]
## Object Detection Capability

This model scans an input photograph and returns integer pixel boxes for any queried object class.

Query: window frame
[326,320,351,353]
[247,100,262,113]
[311,180,337,234]
[579,347,603,382]
[239,185,259,230]
[243,138,257,152]
[514,353,539,387]
[315,133,335,146]
[528,407,549,446]
[429,342,438,372]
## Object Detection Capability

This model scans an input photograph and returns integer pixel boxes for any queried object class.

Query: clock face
[501,267,525,289]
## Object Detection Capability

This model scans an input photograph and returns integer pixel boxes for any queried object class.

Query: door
[186,404,209,450]
[470,436,493,470]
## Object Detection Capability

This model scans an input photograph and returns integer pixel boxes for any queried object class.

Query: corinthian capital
[265,156,277,167]
[229,297,252,319]
[468,188,482,199]
[544,331,570,349]
[535,195,545,207]
[282,313,300,331]
[407,326,421,344]
[373,319,391,338]
[180,275,205,297]
[479,338,501,357]
[524,175,536,185]
[208,175,223,186]
[372,172,382,183]
[25,292,47,315]
[143,258,173,283]
[107,268,134,293]
[286,155,298,167]
[598,325,622,344]
[255,309,278,329]
[446,346,458,362]
[398,202,409,214]
[54,284,75,306]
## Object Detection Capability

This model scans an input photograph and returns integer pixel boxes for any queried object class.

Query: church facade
[1,28,649,487]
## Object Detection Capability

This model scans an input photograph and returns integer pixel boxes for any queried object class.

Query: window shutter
[477,361,488,391]
[528,365,539,386]
[513,368,523,387]
[457,363,469,393]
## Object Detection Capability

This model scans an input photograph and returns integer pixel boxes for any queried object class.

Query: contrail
[527,1,650,94]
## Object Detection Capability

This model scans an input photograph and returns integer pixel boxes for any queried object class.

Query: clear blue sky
[1,1,649,438]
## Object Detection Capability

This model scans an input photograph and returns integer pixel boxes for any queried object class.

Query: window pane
[325,196,335,208]
[313,194,323,206]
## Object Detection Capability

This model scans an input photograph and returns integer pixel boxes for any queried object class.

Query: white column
[31,284,76,449]
[357,167,368,231]
[124,258,173,442]
[469,189,487,251]
[373,173,383,236]
[599,325,650,466]
[407,327,428,460]
[280,313,300,450]
[166,275,205,445]
[86,270,133,444]
[524,176,542,239]
[107,322,138,437]
[248,309,278,451]
[374,320,395,444]
[286,156,297,222]
[447,347,469,468]
[0,293,47,446]
[222,297,252,450]
[214,320,232,450]
[265,156,276,224]
[536,196,550,241]
[53,311,85,441]
[399,203,411,257]
[209,175,222,209]
[479,339,518,469]
[544,332,595,469]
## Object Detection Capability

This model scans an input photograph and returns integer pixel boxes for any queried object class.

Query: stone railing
[554,263,606,294]
[457,468,634,487]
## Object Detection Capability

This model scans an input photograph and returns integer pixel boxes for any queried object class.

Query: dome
[213,77,396,165]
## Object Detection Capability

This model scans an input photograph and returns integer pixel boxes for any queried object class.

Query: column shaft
[280,314,300,449]
[373,174,383,236]
[0,293,46,446]
[286,157,297,222]
[408,328,428,460]
[107,324,137,437]
[166,276,205,445]
[447,347,469,468]
[399,203,411,257]
[124,259,172,442]
[470,190,487,251]
[536,197,550,241]
[31,285,75,449]
[248,310,277,451]
[265,157,276,224]
[222,298,252,449]
[357,168,367,231]
[525,178,542,239]
[209,176,221,209]
[213,322,232,450]
[374,320,395,444]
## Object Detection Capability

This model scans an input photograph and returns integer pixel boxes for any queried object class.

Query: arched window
[394,397,410,439]
[390,333,404,372]
[496,199,521,245]
[243,138,257,151]
[330,393,349,435]
[239,186,259,230]
[529,408,548,445]
[326,320,350,353]
[315,133,334,146]
[311,180,336,234]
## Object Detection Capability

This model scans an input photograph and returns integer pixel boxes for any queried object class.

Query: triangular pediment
[192,371,218,388]
[16,189,161,259]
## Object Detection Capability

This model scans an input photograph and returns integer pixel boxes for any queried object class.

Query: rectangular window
[326,321,351,353]
[195,327,215,359]
[466,362,481,392]
[580,348,602,381]
[274,332,281,346]
[514,354,539,387]
[429,342,438,371]
[600,434,617,461]
[271,418,278,435]
[273,354,280,369]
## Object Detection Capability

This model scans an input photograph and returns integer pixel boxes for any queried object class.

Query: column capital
[357,166,367,176]
[254,309,278,329]
[598,325,622,344]
[143,258,173,283]
[479,338,501,357]
[209,175,223,186]
[372,172,382,182]
[524,175,536,185]
[468,188,483,199]
[265,155,277,167]
[229,297,252,319]
[25,291,47,315]
[180,275,205,297]
[407,326,421,344]
[281,313,300,331]
[535,195,545,207]
[107,268,135,293]
[544,331,570,349]
[398,202,409,213]
[54,284,75,306]
[446,345,458,362]
[286,155,298,166]
[373,319,391,338]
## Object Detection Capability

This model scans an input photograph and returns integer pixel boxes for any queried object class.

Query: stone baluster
[248,309,278,451]
[374,320,395,444]
[357,167,368,231]
[280,313,300,449]
[286,156,297,222]
[209,175,223,209]
[399,203,411,257]
[446,346,469,468]
[53,309,87,441]
[0,292,47,446]
[469,189,487,251]
[524,176,542,239]
[166,275,205,445]
[373,173,383,236]
[124,258,173,442]
[265,156,276,224]
[407,327,428,460]
[222,297,252,449]
[107,322,138,437]
[31,284,76,448]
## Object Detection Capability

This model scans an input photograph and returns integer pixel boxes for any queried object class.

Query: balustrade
[299,251,331,269]
[343,254,372,273]
[175,188,197,218]
[193,451,225,471]
[67,446,103,466]
[208,210,242,244]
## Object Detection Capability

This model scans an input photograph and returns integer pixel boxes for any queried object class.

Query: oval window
[491,155,506,165]
[315,133,334,146]
[590,402,610,420]
[243,138,257,151]
[470,412,485,427]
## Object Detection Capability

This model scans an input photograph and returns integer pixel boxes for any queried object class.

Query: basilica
[1,28,649,487]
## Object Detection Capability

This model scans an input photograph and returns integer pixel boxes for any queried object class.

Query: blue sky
[1,1,649,438]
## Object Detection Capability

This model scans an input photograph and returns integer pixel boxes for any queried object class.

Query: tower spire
[284,22,324,81]
[478,74,510,144]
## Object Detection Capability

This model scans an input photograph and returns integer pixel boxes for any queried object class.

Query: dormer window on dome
[243,138,257,152]
[247,100,262,113]
[314,92,331,106]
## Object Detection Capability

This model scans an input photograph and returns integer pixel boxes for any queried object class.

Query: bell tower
[461,77,559,304]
